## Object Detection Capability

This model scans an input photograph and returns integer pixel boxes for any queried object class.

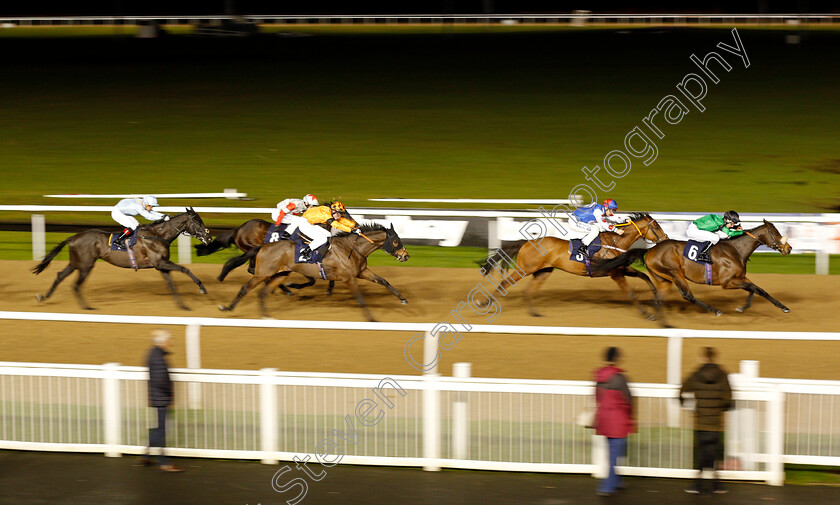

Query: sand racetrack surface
[3,259,839,382]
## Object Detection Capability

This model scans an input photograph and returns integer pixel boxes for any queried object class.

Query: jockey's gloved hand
[353,228,362,235]
[163,215,170,222]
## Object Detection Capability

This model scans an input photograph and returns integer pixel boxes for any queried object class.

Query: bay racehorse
[219,223,409,321]
[32,208,212,310]
[591,220,791,316]
[478,213,668,319]
[196,218,335,293]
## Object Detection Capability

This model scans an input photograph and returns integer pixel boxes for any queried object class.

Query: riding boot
[697,242,712,263]
[298,245,313,262]
[577,244,589,258]
[114,229,132,250]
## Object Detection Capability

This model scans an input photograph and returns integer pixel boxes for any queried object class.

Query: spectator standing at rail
[594,346,635,497]
[143,330,182,472]
[680,347,732,494]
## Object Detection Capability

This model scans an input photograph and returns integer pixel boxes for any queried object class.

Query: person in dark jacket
[144,330,182,472]
[680,347,732,494]
[594,347,635,496]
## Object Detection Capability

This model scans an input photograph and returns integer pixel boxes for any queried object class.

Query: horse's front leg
[157,260,207,294]
[358,268,407,305]
[610,270,654,321]
[159,270,189,311]
[724,278,790,313]
[345,277,376,322]
[673,273,722,316]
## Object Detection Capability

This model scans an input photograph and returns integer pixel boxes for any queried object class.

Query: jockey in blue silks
[567,199,626,258]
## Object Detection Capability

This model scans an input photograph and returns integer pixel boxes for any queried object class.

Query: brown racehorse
[32,208,213,310]
[219,223,410,321]
[591,220,792,317]
[197,218,335,294]
[479,213,668,319]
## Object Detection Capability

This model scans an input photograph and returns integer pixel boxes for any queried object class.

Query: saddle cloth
[684,240,712,264]
[294,238,326,264]
[569,237,602,263]
[109,233,138,251]
[264,224,289,244]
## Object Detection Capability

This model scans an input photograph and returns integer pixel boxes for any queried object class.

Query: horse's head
[382,223,410,262]
[185,207,212,246]
[628,213,668,245]
[754,220,792,255]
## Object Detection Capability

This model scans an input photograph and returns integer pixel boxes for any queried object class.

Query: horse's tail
[196,227,236,256]
[32,240,69,274]
[477,240,527,275]
[218,246,262,282]
[590,248,647,276]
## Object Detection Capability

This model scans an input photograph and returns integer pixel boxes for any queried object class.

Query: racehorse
[32,208,213,311]
[219,223,410,321]
[196,218,335,294]
[591,220,791,316]
[478,213,668,319]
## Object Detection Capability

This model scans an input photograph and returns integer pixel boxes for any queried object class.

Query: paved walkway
[1,451,839,505]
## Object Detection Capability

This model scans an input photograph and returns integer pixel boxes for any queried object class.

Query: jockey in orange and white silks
[271,194,319,226]
[111,196,168,248]
[284,201,359,261]
[566,199,626,257]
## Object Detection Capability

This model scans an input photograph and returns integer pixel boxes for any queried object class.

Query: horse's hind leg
[220,276,266,312]
[610,271,654,321]
[158,271,190,310]
[359,268,407,305]
[37,264,75,302]
[673,273,722,316]
[72,266,95,310]
[326,280,335,296]
[523,268,552,317]
[725,278,790,313]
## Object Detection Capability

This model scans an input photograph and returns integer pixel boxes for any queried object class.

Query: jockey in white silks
[111,195,167,248]
[271,194,319,226]
[566,199,626,258]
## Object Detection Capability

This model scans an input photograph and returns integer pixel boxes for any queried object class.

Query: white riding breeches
[285,216,332,250]
[685,223,720,245]
[567,217,601,246]
[111,209,139,231]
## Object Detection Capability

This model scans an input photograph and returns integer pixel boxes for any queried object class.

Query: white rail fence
[3,359,840,485]
[2,205,838,273]
[1,14,839,27]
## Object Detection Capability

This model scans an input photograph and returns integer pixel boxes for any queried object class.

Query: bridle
[744,228,788,253]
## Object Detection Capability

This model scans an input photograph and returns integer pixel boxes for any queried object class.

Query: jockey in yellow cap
[283,201,360,261]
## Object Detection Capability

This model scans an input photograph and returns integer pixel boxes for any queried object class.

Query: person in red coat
[594,347,635,496]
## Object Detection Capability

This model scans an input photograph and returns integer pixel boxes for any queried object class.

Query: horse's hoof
[529,312,543,318]
[285,291,295,297]
[326,290,333,296]
[219,305,230,311]
[400,299,408,305]
[782,308,790,313]
[200,288,208,295]
[35,294,44,302]
[646,314,656,321]
[247,267,255,275]
[714,310,723,317]
[181,306,191,311]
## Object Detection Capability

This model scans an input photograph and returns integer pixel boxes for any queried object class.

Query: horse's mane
[334,222,388,238]
[627,212,652,221]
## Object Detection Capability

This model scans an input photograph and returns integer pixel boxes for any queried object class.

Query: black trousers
[694,430,722,486]
[148,406,169,465]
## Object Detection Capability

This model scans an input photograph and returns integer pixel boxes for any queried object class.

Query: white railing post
[423,331,441,471]
[260,367,279,464]
[452,362,471,460]
[766,385,786,485]
[177,233,192,264]
[102,362,122,457]
[185,324,202,409]
[666,334,684,427]
[31,214,46,260]
[591,434,608,478]
[739,360,759,471]
[816,250,829,275]
[487,217,501,251]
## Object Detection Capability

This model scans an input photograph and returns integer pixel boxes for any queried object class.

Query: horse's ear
[763,219,769,225]
[389,223,395,231]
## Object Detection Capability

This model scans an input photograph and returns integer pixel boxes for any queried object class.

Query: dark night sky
[2,1,838,16]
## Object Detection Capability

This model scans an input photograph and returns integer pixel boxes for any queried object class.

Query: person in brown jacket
[679,347,732,494]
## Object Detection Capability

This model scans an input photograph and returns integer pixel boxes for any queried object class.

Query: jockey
[284,201,360,262]
[111,195,168,249]
[686,210,744,262]
[271,194,319,226]
[567,199,625,258]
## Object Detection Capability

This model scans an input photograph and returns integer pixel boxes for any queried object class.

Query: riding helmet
[143,195,159,207]
[603,199,618,210]
[303,194,319,208]
[724,210,740,224]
